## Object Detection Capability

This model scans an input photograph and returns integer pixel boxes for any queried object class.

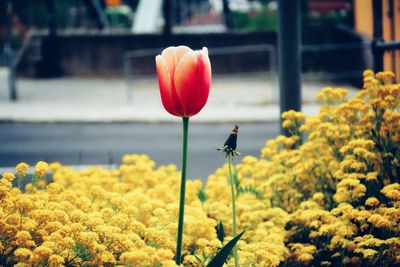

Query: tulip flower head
[156,46,211,117]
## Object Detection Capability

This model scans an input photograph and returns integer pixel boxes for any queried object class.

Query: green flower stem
[176,117,189,265]
[17,175,23,190]
[227,153,239,267]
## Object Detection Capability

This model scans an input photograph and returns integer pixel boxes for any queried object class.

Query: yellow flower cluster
[34,161,49,178]
[316,86,348,104]
[281,110,305,140]
[1,155,287,266]
[1,70,399,266]
[16,162,29,176]
[267,70,399,266]
[221,70,400,266]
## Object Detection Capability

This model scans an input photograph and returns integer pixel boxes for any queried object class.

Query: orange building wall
[354,0,400,80]
[354,0,373,36]
[382,0,391,72]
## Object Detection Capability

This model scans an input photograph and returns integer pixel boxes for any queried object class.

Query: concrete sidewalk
[0,74,358,123]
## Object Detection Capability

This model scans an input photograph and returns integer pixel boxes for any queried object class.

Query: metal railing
[123,44,278,103]
[301,41,373,80]
[123,41,375,105]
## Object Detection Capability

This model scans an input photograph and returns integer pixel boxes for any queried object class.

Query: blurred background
[0,0,399,178]
[1,0,399,81]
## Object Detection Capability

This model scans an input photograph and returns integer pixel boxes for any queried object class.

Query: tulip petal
[175,46,193,63]
[161,47,177,76]
[156,55,183,116]
[201,47,208,56]
[174,50,211,117]
[161,46,192,76]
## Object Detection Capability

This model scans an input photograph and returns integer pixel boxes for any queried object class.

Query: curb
[0,105,321,124]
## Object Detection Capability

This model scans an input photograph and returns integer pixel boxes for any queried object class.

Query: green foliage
[16,174,24,189]
[31,174,41,189]
[237,185,263,200]
[232,7,277,32]
[195,254,210,267]
[206,231,245,267]
[216,222,225,243]
[197,186,208,203]
[72,242,92,262]
[232,167,263,199]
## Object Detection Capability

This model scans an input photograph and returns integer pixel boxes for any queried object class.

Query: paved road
[0,123,279,180]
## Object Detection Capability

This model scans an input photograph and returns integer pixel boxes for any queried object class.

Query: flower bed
[1,70,399,266]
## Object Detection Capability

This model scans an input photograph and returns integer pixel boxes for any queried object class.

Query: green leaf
[72,242,93,261]
[216,222,225,243]
[206,231,245,267]
[194,255,203,264]
[197,187,208,203]
[237,185,263,200]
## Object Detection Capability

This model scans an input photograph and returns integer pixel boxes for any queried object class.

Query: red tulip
[156,46,212,117]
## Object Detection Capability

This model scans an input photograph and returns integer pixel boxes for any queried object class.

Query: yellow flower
[14,248,33,259]
[381,183,400,201]
[312,192,324,204]
[365,197,380,207]
[33,246,53,258]
[2,172,15,182]
[34,161,49,178]
[362,248,378,259]
[363,69,374,77]
[15,230,32,246]
[48,254,64,265]
[120,250,149,265]
[366,172,378,181]
[16,162,29,176]
[367,214,390,228]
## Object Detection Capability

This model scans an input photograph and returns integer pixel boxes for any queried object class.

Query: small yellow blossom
[16,162,29,176]
[14,248,32,259]
[2,172,15,182]
[365,197,379,207]
[34,161,49,177]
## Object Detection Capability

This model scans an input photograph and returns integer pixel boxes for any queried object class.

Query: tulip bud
[155,46,211,117]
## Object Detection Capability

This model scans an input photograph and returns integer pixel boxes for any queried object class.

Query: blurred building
[5,0,398,81]
[354,0,400,79]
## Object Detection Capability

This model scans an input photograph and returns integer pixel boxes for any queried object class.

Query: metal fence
[302,42,373,80]
[123,44,278,103]
[123,42,374,103]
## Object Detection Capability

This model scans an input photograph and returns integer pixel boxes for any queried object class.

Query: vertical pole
[372,0,384,72]
[269,46,279,103]
[163,0,172,36]
[187,0,192,19]
[124,55,133,103]
[5,0,17,101]
[91,0,109,30]
[46,0,57,37]
[45,0,63,77]
[223,0,233,29]
[278,0,301,135]
[28,0,33,28]
[175,0,182,24]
